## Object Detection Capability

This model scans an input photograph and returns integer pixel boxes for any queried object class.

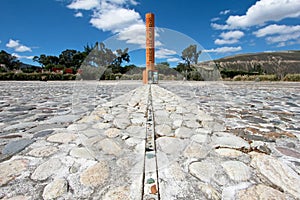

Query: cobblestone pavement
[0,81,299,199]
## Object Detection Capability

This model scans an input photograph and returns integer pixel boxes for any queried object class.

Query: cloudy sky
[0,0,299,66]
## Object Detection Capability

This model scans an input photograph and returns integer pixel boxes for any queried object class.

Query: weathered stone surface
[156,124,173,137]
[175,127,193,138]
[0,159,28,186]
[42,178,67,200]
[221,161,251,181]
[70,147,95,160]
[191,134,208,143]
[126,125,145,139]
[156,137,188,155]
[47,132,76,143]
[212,132,250,149]
[113,118,131,129]
[92,122,111,129]
[184,120,201,129]
[27,146,58,157]
[103,186,130,200]
[45,115,80,124]
[33,130,54,138]
[80,161,109,187]
[215,148,243,158]
[202,121,225,132]
[238,184,285,200]
[67,123,88,131]
[3,122,37,132]
[2,195,31,200]
[2,139,34,155]
[250,153,300,198]
[189,161,216,183]
[183,142,208,159]
[198,183,221,200]
[31,158,62,181]
[98,138,122,156]
[104,128,121,138]
[276,147,300,159]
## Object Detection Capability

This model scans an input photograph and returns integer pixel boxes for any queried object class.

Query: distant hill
[213,50,300,74]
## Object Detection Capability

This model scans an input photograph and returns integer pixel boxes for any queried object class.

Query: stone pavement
[0,81,300,199]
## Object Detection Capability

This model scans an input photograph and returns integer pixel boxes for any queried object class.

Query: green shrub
[283,74,300,81]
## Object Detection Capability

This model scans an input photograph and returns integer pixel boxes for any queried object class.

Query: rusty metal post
[143,13,155,84]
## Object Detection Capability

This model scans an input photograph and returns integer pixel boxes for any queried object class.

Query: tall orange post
[143,13,155,84]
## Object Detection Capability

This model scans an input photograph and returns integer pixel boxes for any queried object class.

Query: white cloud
[67,0,145,46]
[67,0,99,10]
[155,48,177,59]
[211,17,220,22]
[254,24,300,37]
[90,7,142,32]
[203,46,242,53]
[12,53,34,60]
[253,24,300,46]
[6,39,32,52]
[215,31,244,45]
[167,57,181,63]
[220,10,230,15]
[212,0,300,30]
[75,12,83,17]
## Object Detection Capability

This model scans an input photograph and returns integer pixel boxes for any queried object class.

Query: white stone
[47,132,77,144]
[191,134,208,143]
[103,186,130,200]
[104,128,121,138]
[250,153,300,198]
[27,146,58,157]
[202,121,225,132]
[183,142,208,159]
[156,137,188,155]
[126,126,145,139]
[238,184,285,200]
[98,138,122,156]
[92,122,111,129]
[175,127,193,138]
[31,158,62,181]
[221,161,251,181]
[215,148,243,158]
[113,118,131,129]
[198,183,221,200]
[172,119,183,128]
[212,132,250,149]
[70,147,95,160]
[189,161,216,183]
[156,124,173,137]
[42,178,67,200]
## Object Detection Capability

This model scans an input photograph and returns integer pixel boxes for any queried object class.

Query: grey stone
[2,139,34,155]
[31,158,62,181]
[212,132,250,149]
[221,161,251,181]
[33,130,54,138]
[156,124,173,137]
[126,125,145,139]
[42,178,67,200]
[189,161,217,183]
[175,127,193,138]
[44,115,80,124]
[98,138,122,156]
[113,118,131,129]
[157,137,188,155]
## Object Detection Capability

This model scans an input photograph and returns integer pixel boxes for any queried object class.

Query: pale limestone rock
[47,132,76,144]
[27,146,58,157]
[202,121,225,132]
[70,147,95,160]
[67,123,88,131]
[175,127,193,138]
[250,153,300,198]
[189,161,216,183]
[113,118,131,129]
[126,125,145,139]
[156,124,173,137]
[191,134,208,143]
[212,132,250,149]
[172,119,183,128]
[98,138,122,156]
[221,161,251,181]
[0,159,28,186]
[77,115,101,123]
[156,137,188,155]
[2,195,31,200]
[103,186,130,200]
[80,161,109,187]
[183,142,208,159]
[31,158,62,181]
[215,148,243,158]
[42,178,67,200]
[80,129,101,137]
[238,184,285,200]
[104,128,121,138]
[184,120,201,129]
[198,183,221,200]
[92,122,111,129]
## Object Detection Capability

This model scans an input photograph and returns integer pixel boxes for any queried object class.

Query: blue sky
[0,0,299,67]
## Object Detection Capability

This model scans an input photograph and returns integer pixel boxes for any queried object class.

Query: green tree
[0,50,20,71]
[181,44,202,66]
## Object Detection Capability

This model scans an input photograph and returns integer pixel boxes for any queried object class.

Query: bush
[283,74,300,81]
[233,74,277,81]
[0,72,76,81]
